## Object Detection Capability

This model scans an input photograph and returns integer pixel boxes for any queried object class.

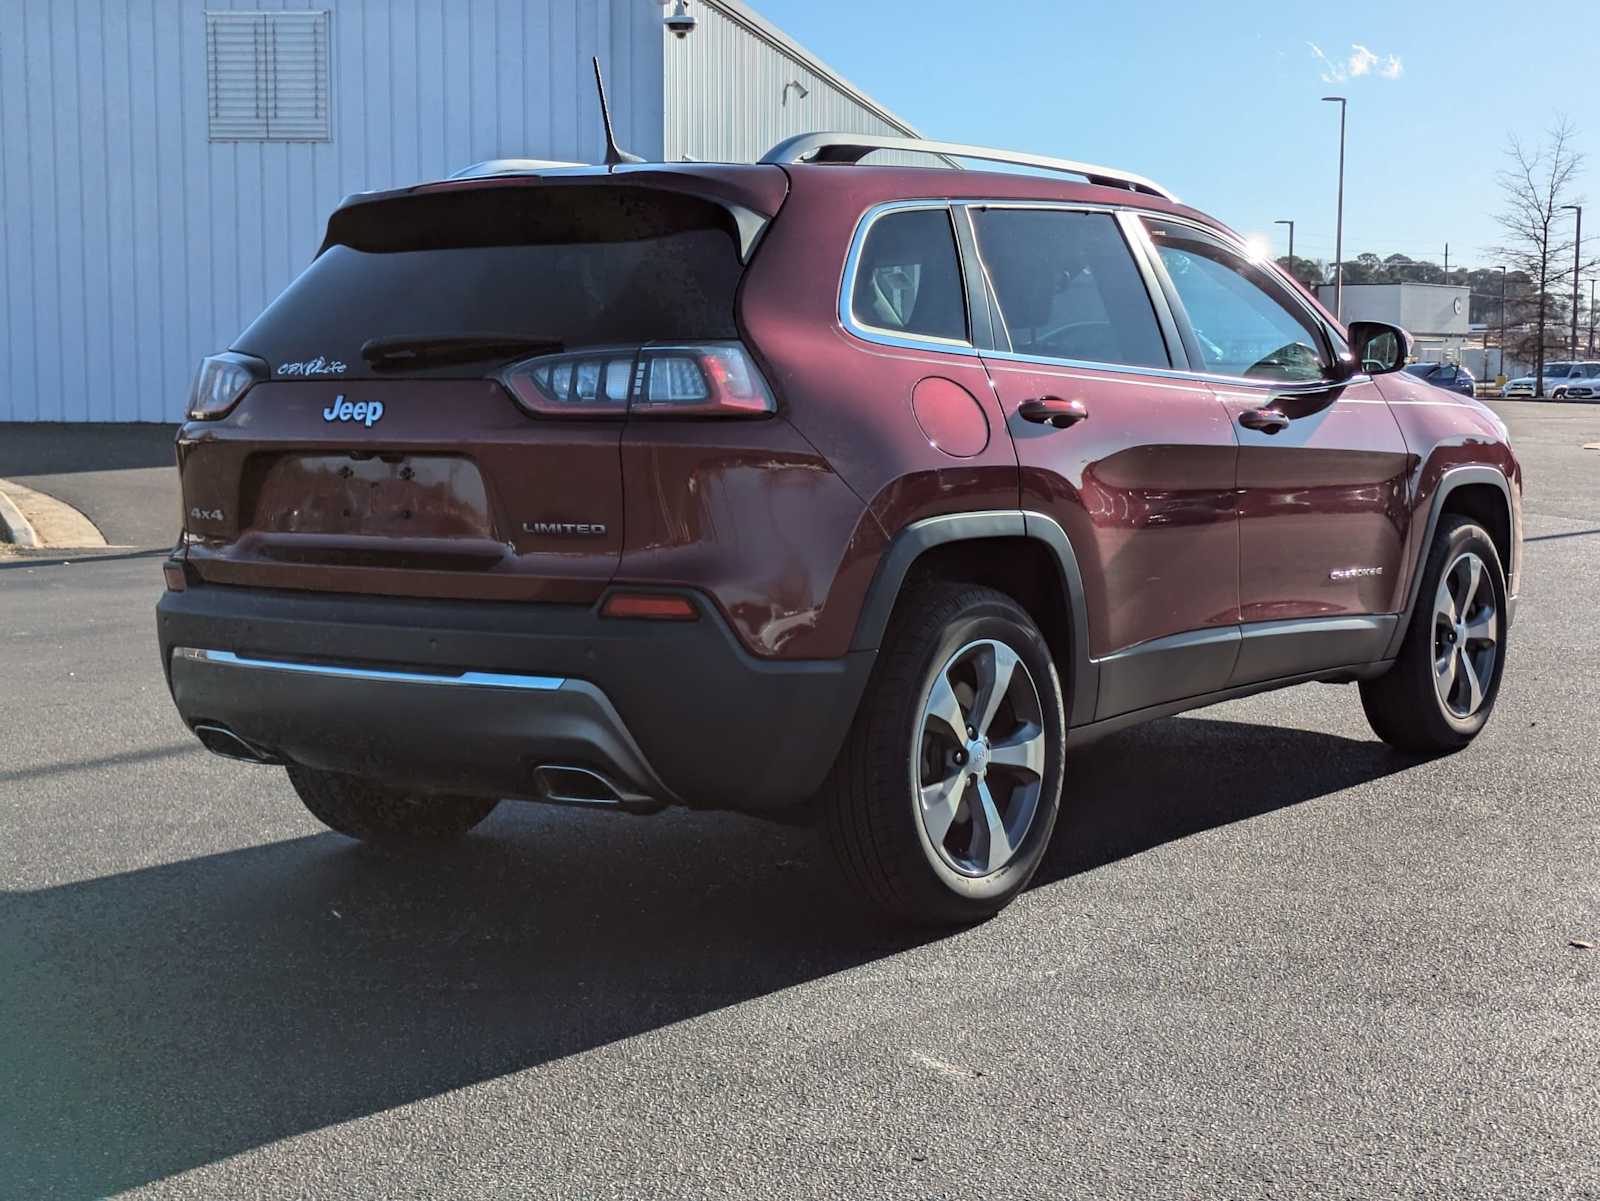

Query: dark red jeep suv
[158,133,1521,924]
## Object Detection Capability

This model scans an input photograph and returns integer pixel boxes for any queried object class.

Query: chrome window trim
[979,339,1371,394]
[172,647,566,691]
[837,197,1363,389]
[837,200,981,357]
[980,348,1222,388]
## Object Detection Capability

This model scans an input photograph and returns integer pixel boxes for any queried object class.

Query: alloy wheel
[915,639,1047,877]
[1432,550,1499,720]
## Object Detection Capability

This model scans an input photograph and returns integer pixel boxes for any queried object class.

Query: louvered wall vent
[206,11,331,142]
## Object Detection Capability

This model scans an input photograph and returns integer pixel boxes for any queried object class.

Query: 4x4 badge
[321,396,385,428]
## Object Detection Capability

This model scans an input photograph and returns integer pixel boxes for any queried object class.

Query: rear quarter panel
[735,169,1023,659]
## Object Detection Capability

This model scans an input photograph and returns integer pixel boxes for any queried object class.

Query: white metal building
[0,0,917,422]
[1315,282,1473,362]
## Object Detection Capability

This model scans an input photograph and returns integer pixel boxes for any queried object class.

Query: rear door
[180,182,762,603]
[967,204,1242,721]
[1138,217,1412,682]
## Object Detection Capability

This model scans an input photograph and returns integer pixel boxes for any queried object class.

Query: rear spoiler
[320,164,788,264]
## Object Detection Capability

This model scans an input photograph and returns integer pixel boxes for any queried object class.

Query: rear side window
[235,187,746,377]
[970,209,1169,368]
[850,208,968,343]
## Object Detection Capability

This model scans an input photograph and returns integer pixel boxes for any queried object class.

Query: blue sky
[756,0,1600,270]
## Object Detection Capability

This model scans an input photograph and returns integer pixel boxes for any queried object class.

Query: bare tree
[1491,118,1584,395]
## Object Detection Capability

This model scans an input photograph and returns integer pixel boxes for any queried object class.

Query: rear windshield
[235,186,745,378]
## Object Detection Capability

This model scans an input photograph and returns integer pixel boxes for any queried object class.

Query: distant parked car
[1501,361,1600,398]
[1561,376,1600,401]
[1404,361,1475,397]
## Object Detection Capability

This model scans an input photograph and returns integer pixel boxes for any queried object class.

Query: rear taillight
[500,342,775,419]
[187,352,267,420]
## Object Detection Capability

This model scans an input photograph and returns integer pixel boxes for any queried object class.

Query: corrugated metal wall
[661,0,916,164]
[0,0,662,422]
[1,0,918,422]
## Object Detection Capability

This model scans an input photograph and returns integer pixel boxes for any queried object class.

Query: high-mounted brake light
[187,352,268,421]
[500,342,776,419]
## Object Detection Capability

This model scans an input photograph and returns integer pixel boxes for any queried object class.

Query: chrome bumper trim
[171,647,565,692]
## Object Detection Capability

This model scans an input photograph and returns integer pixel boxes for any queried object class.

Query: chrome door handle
[1018,397,1089,428]
[1238,407,1290,434]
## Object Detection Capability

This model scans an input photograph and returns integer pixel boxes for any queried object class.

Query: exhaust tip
[530,765,664,813]
[192,723,280,765]
[532,765,626,804]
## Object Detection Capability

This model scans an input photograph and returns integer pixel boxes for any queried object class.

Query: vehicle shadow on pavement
[1039,717,1416,885]
[2,717,1414,1199]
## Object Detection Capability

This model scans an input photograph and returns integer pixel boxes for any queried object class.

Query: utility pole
[1443,243,1449,276]
[1561,204,1582,358]
[1275,219,1295,274]
[1322,96,1347,320]
[1497,266,1508,383]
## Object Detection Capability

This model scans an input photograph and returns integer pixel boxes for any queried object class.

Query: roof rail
[759,133,1178,202]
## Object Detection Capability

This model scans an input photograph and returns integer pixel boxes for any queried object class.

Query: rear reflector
[600,592,699,621]
[501,342,775,419]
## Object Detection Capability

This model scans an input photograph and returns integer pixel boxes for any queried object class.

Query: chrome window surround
[836,197,1369,394]
[171,647,566,691]
[838,201,978,353]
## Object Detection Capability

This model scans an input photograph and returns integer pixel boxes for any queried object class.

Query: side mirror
[1346,320,1413,375]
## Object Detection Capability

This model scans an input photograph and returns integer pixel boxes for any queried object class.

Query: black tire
[286,765,500,845]
[1360,515,1508,753]
[821,580,1067,926]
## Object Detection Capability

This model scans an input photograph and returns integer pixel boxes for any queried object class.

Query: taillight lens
[501,350,636,417]
[500,342,775,419]
[188,352,267,420]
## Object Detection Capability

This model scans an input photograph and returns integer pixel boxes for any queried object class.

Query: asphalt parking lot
[2,403,1597,1200]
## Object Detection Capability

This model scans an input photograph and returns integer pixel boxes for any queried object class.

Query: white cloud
[1309,41,1403,83]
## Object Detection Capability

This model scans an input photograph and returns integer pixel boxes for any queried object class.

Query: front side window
[1144,219,1330,383]
[971,209,1169,368]
[850,208,968,343]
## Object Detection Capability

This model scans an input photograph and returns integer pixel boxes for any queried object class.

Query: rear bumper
[156,583,875,814]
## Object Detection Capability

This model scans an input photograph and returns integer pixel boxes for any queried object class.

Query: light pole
[1274,219,1295,274]
[1590,278,1597,356]
[1561,203,1582,358]
[1322,96,1347,320]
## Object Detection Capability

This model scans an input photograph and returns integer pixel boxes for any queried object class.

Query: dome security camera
[663,0,696,37]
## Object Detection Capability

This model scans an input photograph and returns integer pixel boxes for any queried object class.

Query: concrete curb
[0,484,40,548]
[0,478,107,549]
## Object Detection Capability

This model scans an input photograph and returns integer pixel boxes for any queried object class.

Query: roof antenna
[592,56,642,168]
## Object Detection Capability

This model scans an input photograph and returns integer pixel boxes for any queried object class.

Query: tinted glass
[851,208,968,342]
[972,209,1168,368]
[235,187,745,377]
[1144,219,1329,382]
